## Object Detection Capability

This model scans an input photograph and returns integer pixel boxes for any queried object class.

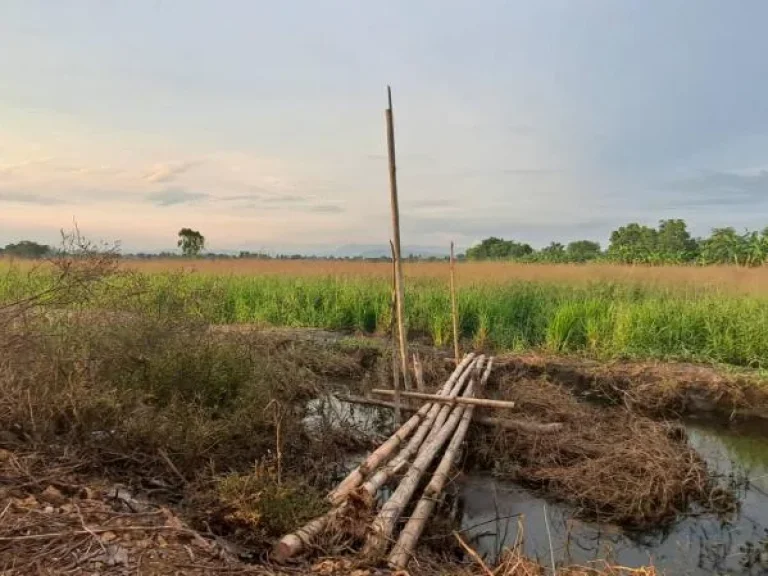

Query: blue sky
[2,0,768,253]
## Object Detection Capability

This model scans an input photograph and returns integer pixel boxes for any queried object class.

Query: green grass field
[4,261,768,368]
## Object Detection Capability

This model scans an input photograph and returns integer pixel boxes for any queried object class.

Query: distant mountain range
[124,243,454,258]
[328,244,451,258]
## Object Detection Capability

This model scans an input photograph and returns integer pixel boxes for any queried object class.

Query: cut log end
[273,535,302,563]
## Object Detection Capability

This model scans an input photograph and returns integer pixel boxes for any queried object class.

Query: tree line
[5,220,768,266]
[466,219,768,266]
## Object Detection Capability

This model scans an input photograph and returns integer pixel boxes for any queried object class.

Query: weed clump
[193,462,330,549]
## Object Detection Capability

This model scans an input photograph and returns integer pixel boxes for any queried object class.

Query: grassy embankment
[3,259,768,368]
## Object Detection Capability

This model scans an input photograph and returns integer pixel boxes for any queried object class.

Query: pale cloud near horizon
[2,0,768,252]
[144,160,201,184]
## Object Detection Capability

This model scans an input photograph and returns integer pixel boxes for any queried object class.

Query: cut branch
[371,389,516,410]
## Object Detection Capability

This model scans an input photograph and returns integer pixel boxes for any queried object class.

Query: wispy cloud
[501,168,561,175]
[662,170,768,209]
[146,188,209,206]
[307,203,344,213]
[144,161,200,183]
[0,191,66,205]
[0,158,54,176]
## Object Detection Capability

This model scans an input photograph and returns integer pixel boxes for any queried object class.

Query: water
[459,422,768,575]
[303,394,394,438]
[310,396,768,573]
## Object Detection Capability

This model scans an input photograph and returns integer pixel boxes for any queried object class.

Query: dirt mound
[468,374,734,528]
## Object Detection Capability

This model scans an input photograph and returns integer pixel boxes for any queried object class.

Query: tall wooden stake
[389,240,401,425]
[450,241,460,365]
[386,86,411,392]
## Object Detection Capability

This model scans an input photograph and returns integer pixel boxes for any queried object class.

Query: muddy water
[306,396,768,573]
[460,422,768,575]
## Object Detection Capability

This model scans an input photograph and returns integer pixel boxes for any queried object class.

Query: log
[478,357,493,394]
[326,353,475,505]
[388,358,495,569]
[337,395,562,434]
[362,379,478,559]
[359,356,481,499]
[450,240,460,365]
[423,356,484,446]
[371,389,516,410]
[412,352,425,392]
[389,241,401,425]
[275,354,478,561]
[386,87,412,393]
[273,514,330,561]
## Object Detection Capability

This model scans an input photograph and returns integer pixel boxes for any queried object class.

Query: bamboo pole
[337,395,563,434]
[422,356,484,446]
[386,86,411,393]
[389,240,401,424]
[362,377,479,559]
[388,358,494,569]
[326,354,475,506]
[412,352,425,392]
[274,355,477,561]
[450,241,460,365]
[359,356,479,498]
[371,389,516,410]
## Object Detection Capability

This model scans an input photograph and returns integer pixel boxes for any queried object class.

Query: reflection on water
[303,395,394,437]
[460,423,768,575]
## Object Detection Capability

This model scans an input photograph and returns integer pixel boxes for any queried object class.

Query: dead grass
[111,259,768,295]
[494,353,768,419]
[469,374,734,528]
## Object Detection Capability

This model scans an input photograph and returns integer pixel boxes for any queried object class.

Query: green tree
[1,240,52,259]
[656,219,698,262]
[699,227,747,265]
[465,237,533,260]
[566,240,601,262]
[538,242,566,262]
[607,223,659,264]
[177,228,205,257]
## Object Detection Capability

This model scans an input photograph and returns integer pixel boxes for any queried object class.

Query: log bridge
[274,353,560,570]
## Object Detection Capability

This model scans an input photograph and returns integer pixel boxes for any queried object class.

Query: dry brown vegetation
[115,259,768,294]
[469,372,733,528]
[0,253,743,574]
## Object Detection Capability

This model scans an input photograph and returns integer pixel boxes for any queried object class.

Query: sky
[2,0,768,254]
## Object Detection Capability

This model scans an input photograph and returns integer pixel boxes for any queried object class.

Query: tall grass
[3,261,767,368]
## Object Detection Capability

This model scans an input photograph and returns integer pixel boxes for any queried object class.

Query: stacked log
[361,357,486,558]
[274,353,477,561]
[274,352,551,568]
[388,359,493,568]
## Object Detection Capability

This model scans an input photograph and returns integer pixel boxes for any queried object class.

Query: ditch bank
[2,315,766,574]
